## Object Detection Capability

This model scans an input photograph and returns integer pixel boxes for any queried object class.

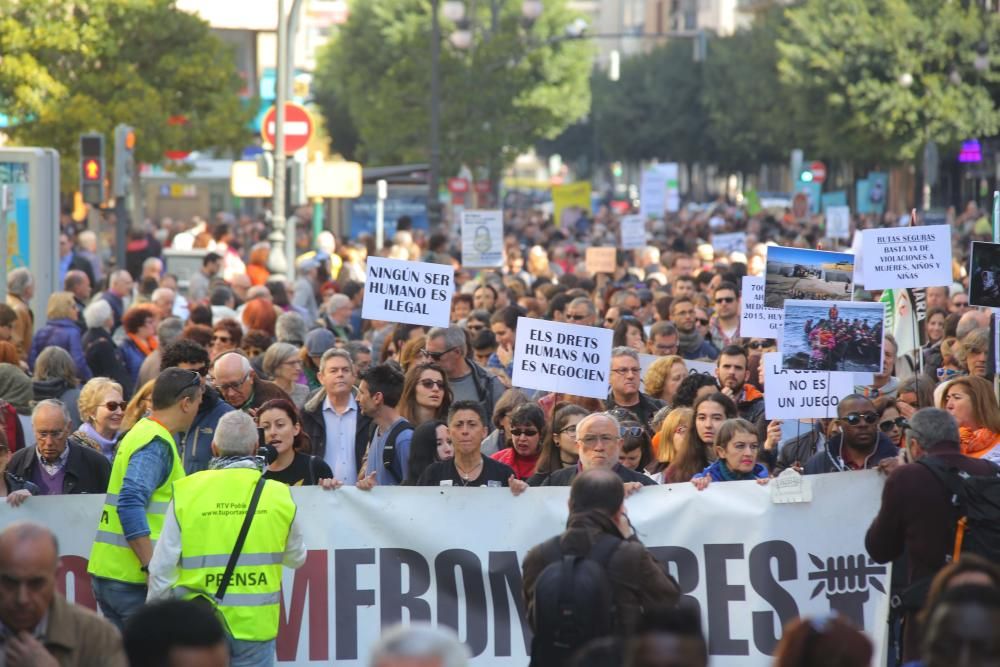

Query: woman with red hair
[241,298,277,337]
[246,242,271,286]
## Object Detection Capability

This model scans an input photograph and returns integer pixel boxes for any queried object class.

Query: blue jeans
[91,577,148,632]
[228,637,275,667]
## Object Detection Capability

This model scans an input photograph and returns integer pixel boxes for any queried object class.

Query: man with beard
[669,298,718,360]
[804,395,897,474]
[715,345,764,424]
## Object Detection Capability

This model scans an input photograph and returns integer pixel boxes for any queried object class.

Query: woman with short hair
[119,305,159,385]
[29,292,91,381]
[691,418,769,490]
[71,377,126,460]
[32,347,82,428]
[262,343,310,409]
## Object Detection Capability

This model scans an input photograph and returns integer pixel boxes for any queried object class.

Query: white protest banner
[362,256,454,328]
[860,225,951,290]
[712,232,748,255]
[620,215,647,250]
[762,352,855,419]
[741,276,783,338]
[461,209,504,268]
[826,206,851,240]
[511,317,612,399]
[585,246,617,274]
[686,359,716,376]
[9,477,891,666]
[638,352,658,392]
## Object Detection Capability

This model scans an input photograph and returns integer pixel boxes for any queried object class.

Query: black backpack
[367,420,414,483]
[529,534,621,667]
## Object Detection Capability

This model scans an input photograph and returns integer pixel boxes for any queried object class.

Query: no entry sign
[261,102,314,154]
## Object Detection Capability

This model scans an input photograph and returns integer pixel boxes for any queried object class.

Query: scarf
[716,459,761,482]
[208,455,266,472]
[127,333,158,357]
[958,426,1000,457]
[79,422,119,460]
[678,328,706,355]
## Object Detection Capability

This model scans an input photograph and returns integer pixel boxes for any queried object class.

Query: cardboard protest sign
[685,359,716,377]
[585,247,617,274]
[860,225,951,290]
[826,206,851,240]
[763,352,854,419]
[361,257,454,328]
[460,209,503,268]
[552,182,591,227]
[764,246,855,309]
[968,242,1000,308]
[620,215,646,250]
[741,276,783,338]
[781,299,885,374]
[712,232,748,255]
[511,317,613,399]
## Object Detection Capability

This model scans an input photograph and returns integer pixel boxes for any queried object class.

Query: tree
[777,0,1000,163]
[313,0,592,178]
[0,0,253,189]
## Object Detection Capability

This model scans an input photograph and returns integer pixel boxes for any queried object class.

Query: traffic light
[79,133,105,205]
[799,167,814,183]
[113,124,135,198]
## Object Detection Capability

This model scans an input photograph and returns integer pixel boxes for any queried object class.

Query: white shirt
[322,395,358,485]
[147,496,306,602]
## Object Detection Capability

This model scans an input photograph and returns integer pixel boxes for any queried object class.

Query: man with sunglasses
[425,327,504,429]
[88,368,204,630]
[564,297,599,327]
[708,283,741,350]
[803,394,898,475]
[865,407,999,662]
[6,399,111,496]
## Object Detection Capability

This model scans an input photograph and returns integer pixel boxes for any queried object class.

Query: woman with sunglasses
[618,420,655,472]
[666,392,737,483]
[874,398,905,448]
[612,317,647,352]
[71,378,127,461]
[491,403,546,480]
[939,376,1000,462]
[691,418,769,490]
[398,362,453,427]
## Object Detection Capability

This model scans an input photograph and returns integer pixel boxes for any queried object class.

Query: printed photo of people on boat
[764,246,855,309]
[781,299,885,373]
[969,241,1000,308]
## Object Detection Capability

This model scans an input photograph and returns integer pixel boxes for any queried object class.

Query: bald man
[211,352,290,413]
[0,522,125,665]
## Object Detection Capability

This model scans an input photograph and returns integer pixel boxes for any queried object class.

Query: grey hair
[109,269,132,287]
[151,287,175,303]
[276,312,307,345]
[246,286,271,301]
[83,299,113,329]
[213,410,259,457]
[908,407,959,449]
[142,257,162,271]
[31,399,71,428]
[7,268,33,298]
[0,522,59,559]
[263,342,300,377]
[368,623,470,667]
[575,411,621,440]
[319,348,353,372]
[35,347,78,387]
[327,294,352,313]
[427,326,468,355]
[611,346,640,362]
[568,297,597,315]
[157,317,185,348]
[345,340,372,363]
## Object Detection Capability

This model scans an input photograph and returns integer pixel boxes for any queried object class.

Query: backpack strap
[587,534,623,568]
[917,457,967,507]
[381,420,414,484]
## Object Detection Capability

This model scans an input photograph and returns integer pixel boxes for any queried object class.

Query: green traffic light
[800,171,814,182]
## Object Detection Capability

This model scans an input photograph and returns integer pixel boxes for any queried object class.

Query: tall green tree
[313,0,592,177]
[777,0,1000,163]
[0,0,252,188]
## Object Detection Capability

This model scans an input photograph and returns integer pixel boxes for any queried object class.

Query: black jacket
[604,392,666,434]
[300,388,373,475]
[803,431,897,475]
[541,463,658,487]
[82,327,135,399]
[7,442,111,495]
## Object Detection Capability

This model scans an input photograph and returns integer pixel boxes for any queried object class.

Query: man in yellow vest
[88,367,204,630]
[147,409,305,667]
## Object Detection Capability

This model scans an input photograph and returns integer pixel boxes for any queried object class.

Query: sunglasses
[879,417,908,433]
[103,401,128,412]
[510,428,539,437]
[566,314,589,321]
[212,335,232,344]
[418,379,445,390]
[420,347,457,361]
[843,411,878,426]
[747,341,771,350]
[715,297,735,304]
[620,426,644,437]
[937,367,962,380]
[696,318,710,326]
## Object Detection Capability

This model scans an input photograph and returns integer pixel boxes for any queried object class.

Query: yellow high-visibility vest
[171,467,296,641]
[87,417,184,584]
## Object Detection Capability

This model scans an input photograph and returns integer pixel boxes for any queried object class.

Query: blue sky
[766,246,854,267]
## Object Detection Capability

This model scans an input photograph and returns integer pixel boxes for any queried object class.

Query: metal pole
[269,0,289,277]
[286,0,305,102]
[428,0,442,227]
[376,179,387,251]
[0,185,8,302]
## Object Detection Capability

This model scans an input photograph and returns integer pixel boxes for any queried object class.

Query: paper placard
[781,300,885,374]
[361,257,454,328]
[685,359,716,377]
[826,206,851,240]
[620,215,647,250]
[771,468,813,504]
[740,276,783,338]
[638,352,659,392]
[460,209,503,268]
[765,246,855,309]
[511,317,613,400]
[552,182,592,227]
[712,232,748,255]
[763,352,854,419]
[968,241,1000,308]
[585,247,617,274]
[860,225,952,290]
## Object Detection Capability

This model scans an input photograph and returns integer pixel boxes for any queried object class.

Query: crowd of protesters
[2,198,999,666]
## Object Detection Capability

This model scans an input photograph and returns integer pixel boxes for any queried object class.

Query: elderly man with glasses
[424,326,505,430]
[541,412,657,491]
[605,347,666,435]
[211,352,290,414]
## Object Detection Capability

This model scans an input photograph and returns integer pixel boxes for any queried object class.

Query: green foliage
[313,0,592,175]
[0,0,253,189]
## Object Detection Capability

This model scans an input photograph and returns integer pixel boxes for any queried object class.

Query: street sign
[305,160,363,199]
[810,160,827,184]
[447,177,469,193]
[261,102,314,154]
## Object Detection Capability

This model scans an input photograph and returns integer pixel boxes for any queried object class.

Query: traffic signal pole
[268,0,289,278]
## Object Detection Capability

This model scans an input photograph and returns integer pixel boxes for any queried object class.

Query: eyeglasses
[216,371,250,393]
[566,313,589,321]
[559,425,578,436]
[103,401,127,412]
[937,367,962,380]
[510,428,539,437]
[879,417,908,433]
[35,430,66,441]
[580,434,619,446]
[715,297,735,304]
[620,426,643,437]
[418,379,446,390]
[611,367,641,376]
[842,411,878,426]
[212,335,231,344]
[421,347,457,361]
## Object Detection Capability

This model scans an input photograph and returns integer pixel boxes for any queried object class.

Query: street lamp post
[269,0,289,277]
[428,0,443,227]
